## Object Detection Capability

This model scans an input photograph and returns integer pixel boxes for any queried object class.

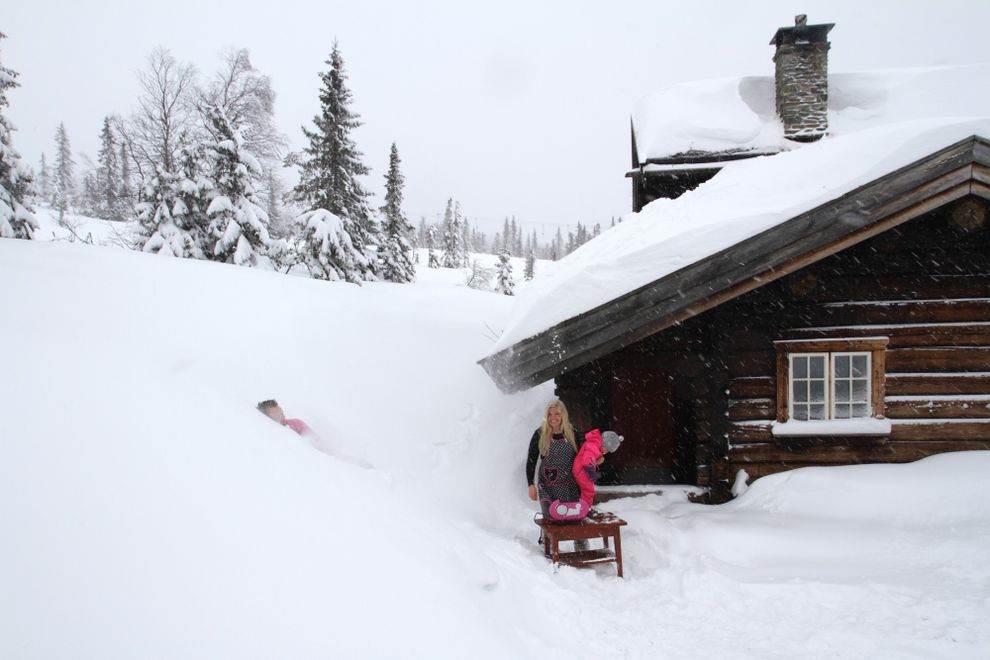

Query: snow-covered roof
[482,65,990,391]
[491,117,990,359]
[633,64,990,162]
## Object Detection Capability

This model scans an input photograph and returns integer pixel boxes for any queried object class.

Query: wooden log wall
[720,198,990,485]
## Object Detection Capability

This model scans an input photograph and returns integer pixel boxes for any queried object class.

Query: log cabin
[481,16,990,500]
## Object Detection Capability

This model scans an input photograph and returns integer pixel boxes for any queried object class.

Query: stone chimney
[770,15,834,142]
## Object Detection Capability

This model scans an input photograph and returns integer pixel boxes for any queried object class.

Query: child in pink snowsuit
[257,399,312,436]
[549,429,622,521]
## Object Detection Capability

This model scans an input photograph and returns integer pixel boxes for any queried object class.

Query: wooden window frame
[774,338,888,424]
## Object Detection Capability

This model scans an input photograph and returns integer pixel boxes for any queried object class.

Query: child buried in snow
[548,429,623,521]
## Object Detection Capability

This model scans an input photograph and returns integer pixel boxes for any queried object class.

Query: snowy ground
[2,218,989,659]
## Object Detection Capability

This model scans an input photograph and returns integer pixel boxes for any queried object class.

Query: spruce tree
[552,227,563,260]
[441,197,467,268]
[416,217,427,248]
[80,171,101,217]
[0,32,38,240]
[461,215,472,254]
[263,166,283,237]
[378,142,415,283]
[173,145,211,253]
[441,198,457,267]
[426,223,440,268]
[203,106,271,266]
[496,248,515,295]
[138,167,195,257]
[524,249,535,280]
[37,153,52,204]
[138,145,209,257]
[118,140,133,216]
[297,208,369,281]
[294,42,378,281]
[52,123,75,224]
[95,116,123,220]
[454,201,469,266]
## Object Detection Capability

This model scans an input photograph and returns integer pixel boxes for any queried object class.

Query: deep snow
[2,226,989,659]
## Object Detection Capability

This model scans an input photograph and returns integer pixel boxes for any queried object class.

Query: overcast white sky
[4,0,989,235]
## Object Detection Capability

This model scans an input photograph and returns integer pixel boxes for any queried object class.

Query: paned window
[789,352,871,420]
[774,337,888,425]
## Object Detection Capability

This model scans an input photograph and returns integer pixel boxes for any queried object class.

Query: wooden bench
[535,511,628,577]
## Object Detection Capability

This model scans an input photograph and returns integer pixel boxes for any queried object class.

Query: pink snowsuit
[285,418,311,436]
[548,429,604,521]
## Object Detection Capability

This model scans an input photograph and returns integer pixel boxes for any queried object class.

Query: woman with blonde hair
[525,399,583,519]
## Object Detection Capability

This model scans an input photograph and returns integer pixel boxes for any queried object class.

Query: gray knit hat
[602,430,624,453]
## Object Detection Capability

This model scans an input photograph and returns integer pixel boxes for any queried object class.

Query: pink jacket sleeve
[285,418,311,436]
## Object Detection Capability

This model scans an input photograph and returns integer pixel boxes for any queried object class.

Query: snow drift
[2,236,989,659]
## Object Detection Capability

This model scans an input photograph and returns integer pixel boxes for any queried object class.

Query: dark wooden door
[605,368,676,484]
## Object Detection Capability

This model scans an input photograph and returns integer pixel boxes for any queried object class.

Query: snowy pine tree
[416,217,427,248]
[95,116,124,220]
[137,167,194,257]
[461,215,472,253]
[203,106,271,266]
[52,122,75,224]
[0,32,38,240]
[37,153,52,204]
[138,145,210,257]
[524,249,535,280]
[496,249,515,295]
[296,208,369,282]
[80,170,101,217]
[118,139,134,217]
[203,48,287,228]
[426,223,440,268]
[441,197,467,268]
[293,42,378,281]
[378,142,415,283]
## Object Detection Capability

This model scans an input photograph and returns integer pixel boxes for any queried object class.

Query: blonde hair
[538,399,577,456]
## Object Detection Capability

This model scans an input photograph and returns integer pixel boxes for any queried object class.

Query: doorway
[602,367,677,484]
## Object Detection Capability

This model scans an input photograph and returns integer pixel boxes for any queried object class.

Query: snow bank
[727,451,990,525]
[0,239,552,659]
[2,238,989,659]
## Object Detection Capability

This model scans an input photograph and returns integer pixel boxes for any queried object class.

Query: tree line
[1,37,415,283]
[1,33,616,288]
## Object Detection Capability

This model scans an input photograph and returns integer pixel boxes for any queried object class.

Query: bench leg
[613,531,623,578]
